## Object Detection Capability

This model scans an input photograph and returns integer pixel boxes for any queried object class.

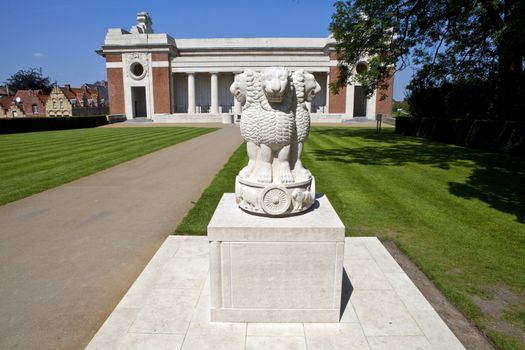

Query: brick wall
[152,67,171,114]
[328,66,346,113]
[107,68,125,115]
[152,52,169,61]
[106,53,122,62]
[376,74,394,117]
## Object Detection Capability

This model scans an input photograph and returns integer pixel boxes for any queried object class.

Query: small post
[376,114,382,133]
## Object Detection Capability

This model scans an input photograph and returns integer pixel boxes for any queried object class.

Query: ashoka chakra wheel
[259,185,291,216]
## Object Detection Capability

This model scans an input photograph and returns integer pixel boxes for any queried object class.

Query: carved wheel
[259,185,291,216]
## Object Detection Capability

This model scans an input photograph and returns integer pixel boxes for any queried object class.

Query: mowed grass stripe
[1,128,207,187]
[0,127,192,155]
[1,128,211,200]
[305,133,433,234]
[0,128,198,175]
[0,128,137,150]
[0,127,215,205]
[307,129,504,233]
[0,128,192,164]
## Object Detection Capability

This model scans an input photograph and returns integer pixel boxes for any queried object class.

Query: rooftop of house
[13,90,49,114]
[14,89,46,101]
[39,95,49,104]
[0,95,14,109]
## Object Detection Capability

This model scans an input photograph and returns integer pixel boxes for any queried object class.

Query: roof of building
[13,90,48,114]
[14,89,45,101]
[0,95,14,108]
[39,95,49,104]
[60,86,77,100]
[84,84,108,101]
[100,13,337,56]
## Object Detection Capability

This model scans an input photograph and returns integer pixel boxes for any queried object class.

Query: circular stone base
[235,176,316,216]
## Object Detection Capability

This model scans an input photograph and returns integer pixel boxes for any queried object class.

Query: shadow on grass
[311,128,525,223]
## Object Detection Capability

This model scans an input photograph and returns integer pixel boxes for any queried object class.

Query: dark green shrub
[0,116,108,134]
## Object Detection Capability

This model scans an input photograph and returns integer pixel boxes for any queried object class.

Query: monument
[231,67,320,216]
[208,67,345,322]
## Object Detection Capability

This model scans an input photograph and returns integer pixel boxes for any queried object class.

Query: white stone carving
[130,12,154,34]
[230,67,321,216]
[126,52,148,81]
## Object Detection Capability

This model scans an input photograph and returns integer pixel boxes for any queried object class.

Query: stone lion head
[303,71,321,102]
[230,70,251,104]
[261,67,291,103]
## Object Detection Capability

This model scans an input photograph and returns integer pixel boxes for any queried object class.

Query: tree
[4,67,52,94]
[329,0,525,115]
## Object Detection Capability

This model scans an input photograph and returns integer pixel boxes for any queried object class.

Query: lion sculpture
[230,67,320,216]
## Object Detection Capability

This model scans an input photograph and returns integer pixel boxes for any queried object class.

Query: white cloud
[33,53,46,57]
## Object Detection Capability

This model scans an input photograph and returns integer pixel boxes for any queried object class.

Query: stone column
[210,72,219,114]
[346,85,355,117]
[366,89,377,119]
[187,72,195,114]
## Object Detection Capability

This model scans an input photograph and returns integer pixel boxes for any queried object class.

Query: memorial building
[97,12,393,123]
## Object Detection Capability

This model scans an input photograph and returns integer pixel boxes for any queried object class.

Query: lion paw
[294,164,312,181]
[299,168,312,180]
[257,165,273,183]
[258,173,272,183]
[239,165,252,179]
[280,169,294,184]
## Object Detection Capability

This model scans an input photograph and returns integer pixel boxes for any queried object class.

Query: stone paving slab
[87,236,465,350]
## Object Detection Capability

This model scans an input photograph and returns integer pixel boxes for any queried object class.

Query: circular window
[356,61,368,75]
[130,62,145,78]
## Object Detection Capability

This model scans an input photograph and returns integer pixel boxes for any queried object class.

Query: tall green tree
[329,0,525,104]
[4,67,52,94]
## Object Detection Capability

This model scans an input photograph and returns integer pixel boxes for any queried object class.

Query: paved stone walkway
[87,236,465,350]
[0,126,242,350]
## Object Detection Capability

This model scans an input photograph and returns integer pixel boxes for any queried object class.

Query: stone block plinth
[207,193,345,323]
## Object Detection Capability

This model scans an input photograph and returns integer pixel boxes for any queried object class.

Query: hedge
[395,117,525,157]
[0,116,109,134]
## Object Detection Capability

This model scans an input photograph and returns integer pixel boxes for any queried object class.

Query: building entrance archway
[353,86,367,117]
[131,87,147,118]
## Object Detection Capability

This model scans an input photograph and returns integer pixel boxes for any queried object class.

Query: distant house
[5,90,49,117]
[46,85,74,116]
[46,84,109,116]
[0,96,14,117]
[0,86,14,116]
[83,83,109,107]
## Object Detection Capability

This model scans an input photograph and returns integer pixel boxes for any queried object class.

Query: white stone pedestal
[207,193,345,323]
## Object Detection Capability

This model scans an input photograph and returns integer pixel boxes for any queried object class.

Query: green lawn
[176,127,525,350]
[0,127,215,206]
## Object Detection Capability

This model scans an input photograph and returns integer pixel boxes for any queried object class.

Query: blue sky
[1,0,412,100]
